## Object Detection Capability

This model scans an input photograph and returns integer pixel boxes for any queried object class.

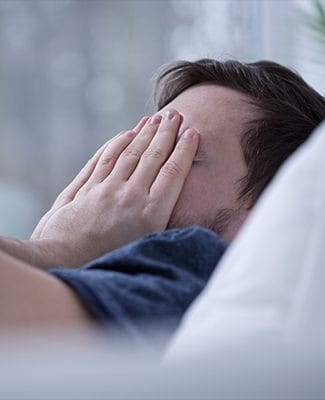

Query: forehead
[161,84,253,143]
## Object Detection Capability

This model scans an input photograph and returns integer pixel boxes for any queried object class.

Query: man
[0,59,324,342]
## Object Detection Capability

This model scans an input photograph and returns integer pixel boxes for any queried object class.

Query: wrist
[0,237,71,269]
[23,239,73,269]
[0,237,47,268]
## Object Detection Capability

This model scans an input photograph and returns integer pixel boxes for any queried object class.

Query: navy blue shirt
[49,226,227,344]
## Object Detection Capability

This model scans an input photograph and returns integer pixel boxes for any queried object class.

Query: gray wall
[0,0,323,237]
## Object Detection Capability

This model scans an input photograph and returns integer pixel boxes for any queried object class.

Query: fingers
[150,128,199,214]
[107,114,164,182]
[133,116,150,134]
[74,116,149,189]
[50,139,114,209]
[54,116,150,205]
[30,117,150,239]
[81,130,138,187]
[128,109,182,188]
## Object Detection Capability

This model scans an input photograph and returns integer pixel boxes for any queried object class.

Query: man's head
[153,59,325,241]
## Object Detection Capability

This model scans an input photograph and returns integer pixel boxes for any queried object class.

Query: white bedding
[1,122,325,400]
[163,120,325,397]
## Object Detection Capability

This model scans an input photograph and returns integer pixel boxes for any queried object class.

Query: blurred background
[0,0,324,238]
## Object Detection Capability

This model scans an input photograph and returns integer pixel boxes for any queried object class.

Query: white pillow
[165,120,325,364]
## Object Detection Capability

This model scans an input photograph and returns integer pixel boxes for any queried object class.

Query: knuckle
[96,188,111,202]
[137,206,152,226]
[176,140,191,151]
[143,147,165,160]
[99,153,118,167]
[143,202,157,218]
[161,160,183,178]
[123,146,142,159]
[117,187,137,207]
[157,127,170,136]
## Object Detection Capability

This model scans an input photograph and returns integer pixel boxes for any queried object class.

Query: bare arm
[0,250,95,329]
[0,236,64,269]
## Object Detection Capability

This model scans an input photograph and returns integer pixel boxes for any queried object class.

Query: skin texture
[24,84,253,267]
[0,109,200,329]
[162,84,253,242]
[0,84,254,329]
[26,110,199,267]
[0,250,95,329]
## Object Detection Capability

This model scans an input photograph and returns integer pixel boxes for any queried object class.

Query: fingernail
[149,115,162,125]
[164,109,176,120]
[183,128,197,140]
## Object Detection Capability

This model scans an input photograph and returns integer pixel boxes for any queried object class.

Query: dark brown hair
[153,59,325,207]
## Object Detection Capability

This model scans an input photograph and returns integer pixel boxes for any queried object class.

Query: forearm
[0,236,68,269]
[0,249,95,329]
